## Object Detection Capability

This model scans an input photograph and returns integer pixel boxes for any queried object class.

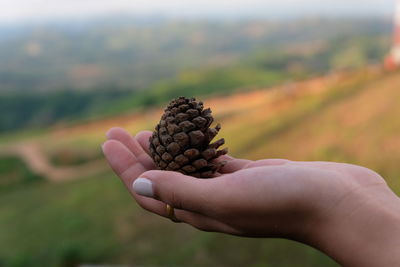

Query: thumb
[132,170,221,215]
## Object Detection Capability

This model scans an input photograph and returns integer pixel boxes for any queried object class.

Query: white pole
[391,0,400,64]
[396,0,400,25]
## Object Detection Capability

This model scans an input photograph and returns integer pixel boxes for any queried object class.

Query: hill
[0,17,391,132]
[0,17,390,92]
[0,67,399,266]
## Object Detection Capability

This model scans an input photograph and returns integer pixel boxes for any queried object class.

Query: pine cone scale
[149,97,228,178]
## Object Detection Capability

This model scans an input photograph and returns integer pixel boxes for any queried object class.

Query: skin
[102,127,400,267]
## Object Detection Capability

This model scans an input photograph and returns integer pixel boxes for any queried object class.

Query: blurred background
[0,0,399,266]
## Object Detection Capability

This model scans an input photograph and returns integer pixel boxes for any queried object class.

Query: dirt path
[0,142,109,182]
[0,66,385,183]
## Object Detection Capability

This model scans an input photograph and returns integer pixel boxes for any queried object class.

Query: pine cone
[149,97,228,178]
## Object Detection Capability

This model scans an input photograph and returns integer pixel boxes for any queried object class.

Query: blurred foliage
[0,156,43,192]
[0,16,397,267]
[0,17,390,91]
[0,17,391,133]
[0,68,399,267]
[0,172,338,267]
[0,89,129,132]
[49,147,103,167]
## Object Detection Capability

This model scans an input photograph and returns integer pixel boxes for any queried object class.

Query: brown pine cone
[149,97,228,178]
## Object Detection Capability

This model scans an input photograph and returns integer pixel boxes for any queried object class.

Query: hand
[102,128,400,267]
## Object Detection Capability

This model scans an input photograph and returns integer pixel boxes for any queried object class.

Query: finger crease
[120,161,144,178]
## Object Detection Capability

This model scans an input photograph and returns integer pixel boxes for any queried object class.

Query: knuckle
[169,191,183,210]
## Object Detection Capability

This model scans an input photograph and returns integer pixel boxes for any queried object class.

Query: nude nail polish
[132,178,154,197]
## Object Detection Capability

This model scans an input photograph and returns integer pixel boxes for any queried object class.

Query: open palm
[102,127,400,267]
[102,127,386,236]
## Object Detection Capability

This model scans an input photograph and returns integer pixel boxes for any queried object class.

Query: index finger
[106,128,155,170]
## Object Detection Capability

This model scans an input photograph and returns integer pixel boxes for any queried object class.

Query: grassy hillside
[0,17,391,133]
[240,69,400,192]
[0,67,399,266]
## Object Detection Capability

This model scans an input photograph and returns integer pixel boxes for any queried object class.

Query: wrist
[309,185,400,267]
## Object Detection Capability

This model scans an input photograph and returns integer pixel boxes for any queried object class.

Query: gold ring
[166,204,179,223]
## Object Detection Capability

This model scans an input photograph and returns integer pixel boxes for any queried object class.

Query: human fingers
[102,139,167,210]
[102,140,237,232]
[135,131,153,155]
[132,167,313,237]
[133,170,226,216]
[133,165,299,217]
[101,140,222,231]
[131,173,238,233]
[133,187,238,233]
[102,139,147,188]
[106,127,155,170]
[101,140,168,214]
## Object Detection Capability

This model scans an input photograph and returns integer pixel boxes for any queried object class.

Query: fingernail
[132,178,154,197]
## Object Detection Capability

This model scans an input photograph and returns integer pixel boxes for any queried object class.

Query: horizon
[0,0,396,26]
[0,12,395,29]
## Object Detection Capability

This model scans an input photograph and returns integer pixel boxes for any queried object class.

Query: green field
[0,171,338,267]
[1,67,399,266]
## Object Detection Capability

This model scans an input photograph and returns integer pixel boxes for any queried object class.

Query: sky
[0,0,397,24]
